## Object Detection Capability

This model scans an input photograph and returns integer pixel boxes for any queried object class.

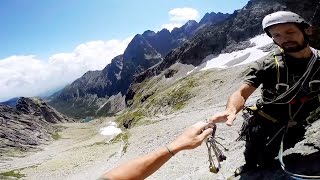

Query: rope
[263,48,319,105]
[310,0,320,24]
[278,123,320,179]
[277,101,320,179]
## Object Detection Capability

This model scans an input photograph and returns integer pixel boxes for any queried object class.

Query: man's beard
[280,40,308,53]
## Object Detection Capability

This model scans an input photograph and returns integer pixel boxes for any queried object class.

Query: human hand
[168,122,214,154]
[208,110,236,126]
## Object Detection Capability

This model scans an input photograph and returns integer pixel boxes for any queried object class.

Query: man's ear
[304,26,314,36]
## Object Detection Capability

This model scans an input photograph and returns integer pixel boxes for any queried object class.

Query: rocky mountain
[0,97,19,108]
[0,97,74,156]
[49,12,230,118]
[199,12,231,26]
[1,1,319,178]
[129,0,320,99]
[142,13,229,57]
[49,34,163,118]
[131,0,284,85]
[50,0,319,119]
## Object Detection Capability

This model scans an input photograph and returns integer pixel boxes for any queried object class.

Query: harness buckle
[275,83,289,92]
[309,80,320,92]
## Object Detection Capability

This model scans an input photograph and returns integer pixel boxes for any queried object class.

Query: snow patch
[100,121,122,136]
[201,34,273,71]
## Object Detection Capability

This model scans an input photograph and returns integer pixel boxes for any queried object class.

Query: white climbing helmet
[262,11,310,31]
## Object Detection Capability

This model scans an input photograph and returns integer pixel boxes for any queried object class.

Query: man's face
[268,23,307,53]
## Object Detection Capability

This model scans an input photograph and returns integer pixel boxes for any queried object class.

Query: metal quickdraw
[205,124,228,173]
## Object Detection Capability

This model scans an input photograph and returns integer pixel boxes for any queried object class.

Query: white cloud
[169,7,200,22]
[0,37,133,102]
[161,7,200,31]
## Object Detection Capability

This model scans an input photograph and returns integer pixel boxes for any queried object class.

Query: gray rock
[0,97,74,156]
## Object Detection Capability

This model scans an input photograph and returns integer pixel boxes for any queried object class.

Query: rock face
[50,0,319,118]
[128,0,320,102]
[0,97,19,108]
[0,97,73,155]
[49,12,230,118]
[133,0,284,82]
[141,13,229,57]
[199,12,231,26]
[49,35,163,118]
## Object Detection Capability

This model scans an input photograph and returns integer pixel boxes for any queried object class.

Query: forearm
[100,122,213,180]
[101,146,176,180]
[225,90,246,114]
[226,84,256,114]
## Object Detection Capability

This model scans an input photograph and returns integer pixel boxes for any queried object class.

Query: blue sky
[0,0,249,59]
[0,0,250,102]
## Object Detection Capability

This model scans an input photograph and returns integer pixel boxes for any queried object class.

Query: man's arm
[209,83,256,126]
[100,122,213,180]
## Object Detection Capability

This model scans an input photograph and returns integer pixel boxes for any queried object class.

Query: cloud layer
[161,7,200,31]
[0,37,132,102]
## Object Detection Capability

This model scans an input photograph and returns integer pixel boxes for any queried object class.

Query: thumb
[226,114,236,126]
[199,128,213,140]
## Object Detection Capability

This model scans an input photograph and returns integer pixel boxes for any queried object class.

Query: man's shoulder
[316,49,320,58]
[254,53,277,69]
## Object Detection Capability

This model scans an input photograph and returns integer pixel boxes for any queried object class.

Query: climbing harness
[205,124,228,173]
[264,47,320,105]
[237,48,320,178]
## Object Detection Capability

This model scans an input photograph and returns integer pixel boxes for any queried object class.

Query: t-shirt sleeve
[243,60,264,88]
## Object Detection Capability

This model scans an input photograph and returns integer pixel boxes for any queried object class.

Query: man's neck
[286,46,313,59]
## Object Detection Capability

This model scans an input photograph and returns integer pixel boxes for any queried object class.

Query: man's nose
[282,34,292,42]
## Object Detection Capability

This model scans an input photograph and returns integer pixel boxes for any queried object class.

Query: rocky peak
[142,29,174,57]
[142,30,156,37]
[16,97,72,123]
[0,97,74,155]
[49,35,162,118]
[158,28,170,36]
[199,12,230,25]
[180,20,199,33]
[0,97,19,108]
[123,34,161,64]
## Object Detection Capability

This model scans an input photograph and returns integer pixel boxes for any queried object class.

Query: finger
[205,123,214,129]
[208,114,228,123]
[226,115,235,126]
[199,128,213,140]
[193,121,209,134]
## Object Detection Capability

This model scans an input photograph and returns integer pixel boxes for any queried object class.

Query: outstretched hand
[168,122,214,153]
[208,110,236,126]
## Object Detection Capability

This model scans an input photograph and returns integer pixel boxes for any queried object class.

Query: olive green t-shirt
[243,51,320,121]
[244,54,316,89]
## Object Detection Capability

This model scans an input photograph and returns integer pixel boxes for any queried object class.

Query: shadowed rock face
[50,0,319,119]
[127,0,285,104]
[49,12,230,118]
[0,97,74,155]
[129,0,319,97]
[0,97,19,108]
[49,35,163,118]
